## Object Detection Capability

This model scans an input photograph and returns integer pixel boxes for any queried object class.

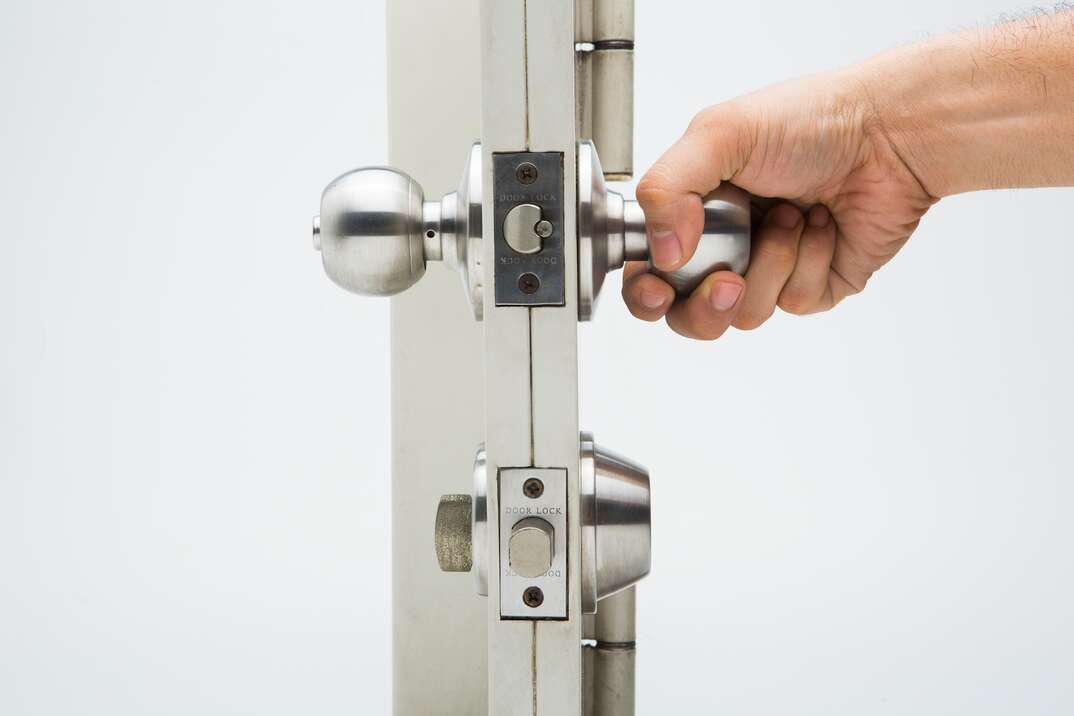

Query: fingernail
[771,204,802,230]
[640,290,667,309]
[808,205,831,228]
[709,282,743,312]
[649,228,682,269]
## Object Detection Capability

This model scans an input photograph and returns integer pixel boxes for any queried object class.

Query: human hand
[623,69,937,340]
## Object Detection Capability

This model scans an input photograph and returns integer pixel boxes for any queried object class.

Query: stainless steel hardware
[492,152,567,308]
[577,0,636,180]
[583,587,637,716]
[577,140,750,320]
[312,142,750,322]
[443,435,651,616]
[314,143,484,318]
[509,517,556,578]
[498,467,569,618]
[503,204,548,255]
[578,432,651,613]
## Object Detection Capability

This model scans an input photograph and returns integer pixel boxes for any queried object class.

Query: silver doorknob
[315,166,424,296]
[578,141,751,320]
[313,144,484,317]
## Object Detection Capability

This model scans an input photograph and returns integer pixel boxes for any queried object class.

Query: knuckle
[624,298,659,322]
[753,239,798,266]
[666,314,713,341]
[633,309,665,323]
[688,100,757,164]
[687,104,724,132]
[733,310,769,331]
[635,172,676,208]
[829,267,869,300]
[777,287,815,315]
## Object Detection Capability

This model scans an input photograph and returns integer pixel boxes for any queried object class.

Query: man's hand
[625,8,1074,340]
[623,70,937,340]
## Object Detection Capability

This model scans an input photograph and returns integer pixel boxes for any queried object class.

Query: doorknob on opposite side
[313,144,484,317]
[314,166,426,296]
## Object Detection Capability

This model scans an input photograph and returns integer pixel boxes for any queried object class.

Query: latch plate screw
[523,477,544,499]
[518,273,541,294]
[515,162,538,184]
[523,586,544,608]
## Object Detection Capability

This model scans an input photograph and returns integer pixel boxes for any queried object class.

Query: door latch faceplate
[493,152,565,308]
[499,467,569,619]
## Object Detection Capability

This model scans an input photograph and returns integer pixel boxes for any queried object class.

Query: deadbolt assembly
[435,434,651,616]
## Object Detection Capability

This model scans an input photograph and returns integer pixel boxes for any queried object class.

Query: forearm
[858,9,1074,198]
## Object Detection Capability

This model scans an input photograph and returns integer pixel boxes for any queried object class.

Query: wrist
[852,36,971,199]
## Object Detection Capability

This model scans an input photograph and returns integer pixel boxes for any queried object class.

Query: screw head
[523,586,545,608]
[534,219,553,238]
[516,162,538,184]
[522,478,544,499]
[518,273,540,294]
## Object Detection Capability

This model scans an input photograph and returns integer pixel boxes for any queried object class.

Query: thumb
[636,106,753,271]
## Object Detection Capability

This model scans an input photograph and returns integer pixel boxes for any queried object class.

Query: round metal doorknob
[313,144,485,316]
[578,140,752,320]
[629,189,751,295]
[315,166,427,296]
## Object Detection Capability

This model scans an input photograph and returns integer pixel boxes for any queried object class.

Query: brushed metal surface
[503,203,546,255]
[509,517,556,579]
[314,144,484,317]
[499,468,569,619]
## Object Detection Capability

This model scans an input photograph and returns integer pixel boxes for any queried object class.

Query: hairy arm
[869,8,1074,197]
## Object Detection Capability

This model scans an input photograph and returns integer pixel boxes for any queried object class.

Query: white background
[2,1,1072,714]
